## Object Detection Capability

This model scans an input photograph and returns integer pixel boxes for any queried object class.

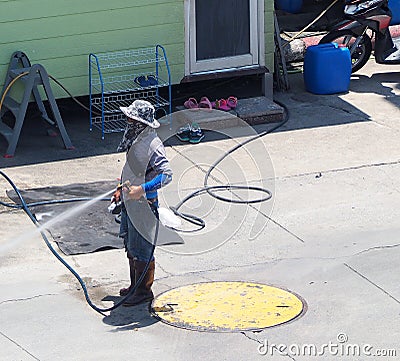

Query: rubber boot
[119,258,135,296]
[123,260,155,306]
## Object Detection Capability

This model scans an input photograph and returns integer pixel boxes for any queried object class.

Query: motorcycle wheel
[319,30,372,73]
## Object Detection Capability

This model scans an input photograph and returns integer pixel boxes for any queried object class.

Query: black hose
[170,100,289,229]
[0,99,289,314]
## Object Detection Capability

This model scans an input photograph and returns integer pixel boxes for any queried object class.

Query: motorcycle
[319,0,400,72]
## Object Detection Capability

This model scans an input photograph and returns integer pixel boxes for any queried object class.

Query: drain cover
[151,281,305,332]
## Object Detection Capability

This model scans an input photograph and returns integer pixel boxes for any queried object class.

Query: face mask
[117,119,147,152]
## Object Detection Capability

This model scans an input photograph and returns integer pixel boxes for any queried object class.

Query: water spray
[0,171,157,315]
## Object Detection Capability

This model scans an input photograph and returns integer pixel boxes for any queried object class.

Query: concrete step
[171,96,284,131]
[235,96,284,125]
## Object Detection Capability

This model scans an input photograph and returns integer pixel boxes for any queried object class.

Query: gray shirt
[121,128,172,200]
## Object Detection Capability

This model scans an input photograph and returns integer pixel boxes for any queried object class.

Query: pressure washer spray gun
[107,180,131,214]
[107,179,182,229]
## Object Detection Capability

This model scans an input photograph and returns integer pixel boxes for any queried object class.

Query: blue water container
[303,43,352,95]
[275,0,303,14]
[389,0,400,25]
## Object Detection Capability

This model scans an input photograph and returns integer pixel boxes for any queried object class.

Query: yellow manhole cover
[151,281,305,332]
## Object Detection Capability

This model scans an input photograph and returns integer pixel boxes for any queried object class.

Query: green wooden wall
[0,0,274,99]
[265,1,275,72]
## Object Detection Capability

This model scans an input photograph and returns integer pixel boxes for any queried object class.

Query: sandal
[226,96,237,109]
[184,97,199,109]
[147,75,158,86]
[134,75,150,87]
[198,96,212,110]
[214,99,231,111]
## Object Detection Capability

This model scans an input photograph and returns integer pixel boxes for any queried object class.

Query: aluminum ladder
[0,51,74,157]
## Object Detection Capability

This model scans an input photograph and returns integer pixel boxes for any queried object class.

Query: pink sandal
[214,98,231,111]
[184,97,199,109]
[198,96,212,110]
[226,96,237,109]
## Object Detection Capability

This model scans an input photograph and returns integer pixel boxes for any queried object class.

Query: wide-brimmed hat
[119,100,160,128]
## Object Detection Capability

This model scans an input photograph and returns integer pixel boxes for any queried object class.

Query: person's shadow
[101,295,159,331]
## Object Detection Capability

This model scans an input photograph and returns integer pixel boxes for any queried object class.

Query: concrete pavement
[0,59,399,360]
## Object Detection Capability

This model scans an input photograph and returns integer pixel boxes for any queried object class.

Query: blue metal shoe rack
[89,45,171,139]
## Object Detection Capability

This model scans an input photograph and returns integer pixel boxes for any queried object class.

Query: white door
[185,0,264,75]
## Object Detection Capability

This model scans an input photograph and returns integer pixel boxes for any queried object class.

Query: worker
[111,99,172,306]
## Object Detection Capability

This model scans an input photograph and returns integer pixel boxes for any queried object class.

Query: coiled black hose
[171,101,289,229]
